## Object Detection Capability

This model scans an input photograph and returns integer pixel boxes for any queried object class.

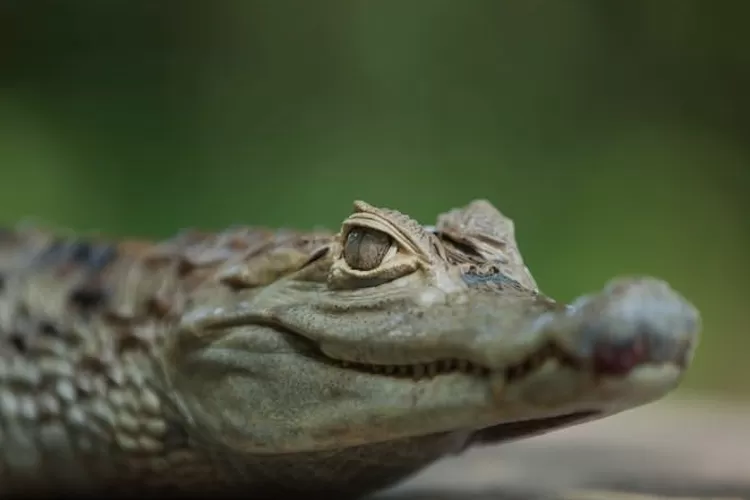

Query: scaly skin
[0,200,700,497]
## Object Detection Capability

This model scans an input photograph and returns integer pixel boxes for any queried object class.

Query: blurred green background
[1,2,747,398]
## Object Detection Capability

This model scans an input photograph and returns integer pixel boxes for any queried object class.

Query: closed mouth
[322,334,689,382]
[326,342,580,382]
[207,316,686,383]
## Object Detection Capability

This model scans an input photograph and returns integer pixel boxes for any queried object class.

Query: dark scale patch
[35,237,118,273]
[69,284,108,312]
[38,320,60,337]
[176,257,197,277]
[145,296,175,319]
[69,240,94,263]
[116,334,152,355]
[79,353,109,373]
[83,241,118,270]
[9,333,26,353]
[461,269,522,289]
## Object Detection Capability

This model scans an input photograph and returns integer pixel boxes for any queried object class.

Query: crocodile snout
[562,277,701,375]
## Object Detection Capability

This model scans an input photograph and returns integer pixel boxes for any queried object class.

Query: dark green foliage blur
[1,2,747,398]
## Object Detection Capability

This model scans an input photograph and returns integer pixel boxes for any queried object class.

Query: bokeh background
[1,2,747,399]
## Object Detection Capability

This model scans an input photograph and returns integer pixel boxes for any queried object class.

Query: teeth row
[337,344,577,381]
[339,359,489,378]
[505,347,553,381]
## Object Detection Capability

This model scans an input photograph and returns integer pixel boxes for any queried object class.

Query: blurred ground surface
[378,396,749,500]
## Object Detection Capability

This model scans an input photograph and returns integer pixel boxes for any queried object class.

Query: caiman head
[163,200,701,454]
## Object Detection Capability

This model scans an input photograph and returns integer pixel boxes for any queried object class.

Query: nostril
[592,334,648,376]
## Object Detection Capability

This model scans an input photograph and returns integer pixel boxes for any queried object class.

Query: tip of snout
[563,277,701,376]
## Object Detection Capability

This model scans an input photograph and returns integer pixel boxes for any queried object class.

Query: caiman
[0,200,700,497]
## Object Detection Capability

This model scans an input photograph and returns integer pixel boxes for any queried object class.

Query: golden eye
[343,228,393,271]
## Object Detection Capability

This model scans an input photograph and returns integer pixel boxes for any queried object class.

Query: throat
[228,432,473,495]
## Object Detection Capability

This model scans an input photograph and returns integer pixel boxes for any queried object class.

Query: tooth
[412,364,425,379]
[384,365,396,374]
[457,360,469,372]
[471,365,484,376]
[441,359,454,372]
[398,366,409,375]
[427,363,438,377]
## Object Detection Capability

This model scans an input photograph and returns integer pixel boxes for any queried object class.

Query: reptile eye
[343,228,393,271]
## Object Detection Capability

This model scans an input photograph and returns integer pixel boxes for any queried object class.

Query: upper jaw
[287,276,699,381]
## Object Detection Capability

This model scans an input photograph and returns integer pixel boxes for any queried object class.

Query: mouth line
[315,336,690,382]
[318,341,582,382]
[228,317,581,381]
[216,316,685,381]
